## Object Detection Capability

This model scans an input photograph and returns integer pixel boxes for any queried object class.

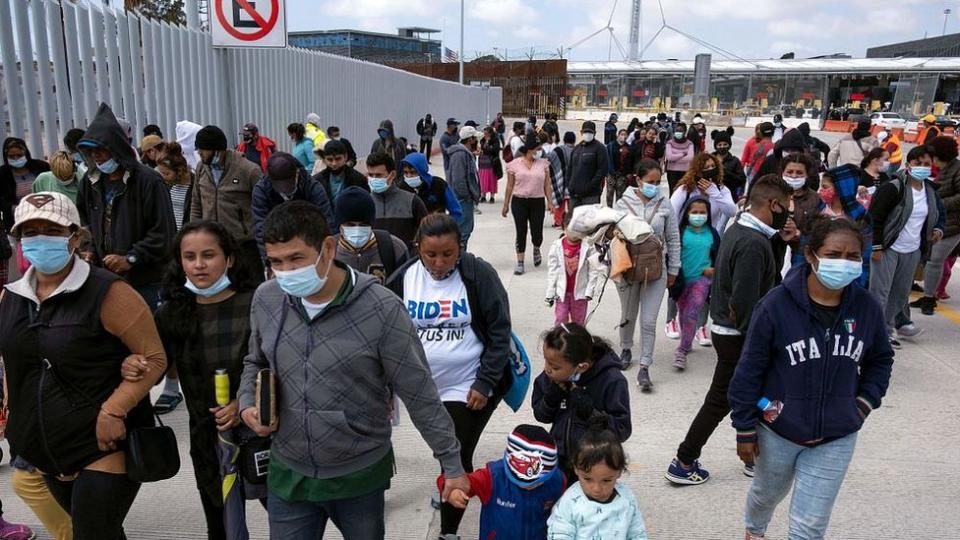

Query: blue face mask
[274,252,329,298]
[8,157,27,169]
[72,152,84,164]
[378,129,389,140]
[184,272,232,297]
[688,214,708,228]
[404,175,423,188]
[813,255,862,290]
[21,235,73,274]
[640,182,659,199]
[368,177,389,193]
[342,225,372,249]
[909,166,932,181]
[568,371,581,383]
[97,158,119,174]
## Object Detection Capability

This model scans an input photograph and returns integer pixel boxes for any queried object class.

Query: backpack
[502,136,516,164]
[502,332,532,413]
[374,230,398,279]
[622,199,664,283]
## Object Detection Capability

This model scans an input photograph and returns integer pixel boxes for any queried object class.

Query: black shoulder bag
[125,410,180,483]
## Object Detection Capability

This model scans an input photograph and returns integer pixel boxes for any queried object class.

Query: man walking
[440,118,460,173]
[417,114,438,162]
[446,126,482,249]
[565,121,608,209]
[239,201,468,539]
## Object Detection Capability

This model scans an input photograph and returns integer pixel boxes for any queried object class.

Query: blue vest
[479,460,565,540]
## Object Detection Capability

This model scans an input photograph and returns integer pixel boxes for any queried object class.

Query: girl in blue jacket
[729,216,893,540]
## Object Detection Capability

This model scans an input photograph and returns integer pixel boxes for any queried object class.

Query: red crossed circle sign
[215,0,280,41]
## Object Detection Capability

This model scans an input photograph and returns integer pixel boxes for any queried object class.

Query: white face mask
[582,133,595,143]
[783,175,807,191]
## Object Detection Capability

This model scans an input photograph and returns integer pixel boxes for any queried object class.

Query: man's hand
[466,389,488,411]
[448,488,470,509]
[96,410,127,451]
[210,400,240,432]
[240,407,278,437]
[441,474,470,504]
[120,354,150,382]
[103,254,131,273]
[737,441,759,466]
[871,250,882,262]
[778,217,800,242]
[667,273,677,288]
[932,230,944,244]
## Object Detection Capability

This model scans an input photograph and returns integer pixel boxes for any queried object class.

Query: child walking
[670,197,720,370]
[442,424,566,540]
[547,424,648,539]
[545,226,604,326]
[532,323,631,483]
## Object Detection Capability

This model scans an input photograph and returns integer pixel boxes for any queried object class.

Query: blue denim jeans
[457,199,475,250]
[268,487,386,540]
[745,426,857,539]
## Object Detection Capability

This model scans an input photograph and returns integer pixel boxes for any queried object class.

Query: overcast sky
[284,0,960,61]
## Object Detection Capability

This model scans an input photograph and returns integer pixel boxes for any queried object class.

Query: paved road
[2,126,956,539]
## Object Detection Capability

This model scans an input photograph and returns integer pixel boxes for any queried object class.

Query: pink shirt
[507,157,549,198]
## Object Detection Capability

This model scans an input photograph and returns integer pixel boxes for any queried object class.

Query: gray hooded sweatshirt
[614,186,682,277]
[238,266,464,480]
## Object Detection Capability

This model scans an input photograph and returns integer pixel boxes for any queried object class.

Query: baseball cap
[141,135,163,153]
[11,192,82,238]
[581,121,597,133]
[459,126,480,140]
[242,123,259,134]
[447,117,460,126]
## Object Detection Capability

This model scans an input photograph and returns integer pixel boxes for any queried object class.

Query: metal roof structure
[568,57,960,75]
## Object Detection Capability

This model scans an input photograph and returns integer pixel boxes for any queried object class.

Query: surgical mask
[378,129,389,140]
[404,175,423,188]
[813,255,862,290]
[818,187,837,205]
[568,370,582,383]
[368,177,389,193]
[879,160,890,170]
[21,234,73,274]
[8,157,27,168]
[701,168,718,181]
[674,132,685,140]
[688,214,708,228]
[72,152,84,164]
[640,182,659,199]
[617,136,627,144]
[97,158,120,174]
[582,133,595,143]
[909,166,932,181]
[783,175,806,191]
[342,226,372,249]
[203,152,219,166]
[184,272,232,297]
[274,252,329,298]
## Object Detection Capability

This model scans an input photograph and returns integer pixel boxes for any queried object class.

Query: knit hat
[266,152,300,194]
[504,424,558,488]
[305,113,321,126]
[141,134,163,153]
[758,122,775,137]
[335,186,376,226]
[195,125,227,151]
[711,127,734,147]
[11,191,81,238]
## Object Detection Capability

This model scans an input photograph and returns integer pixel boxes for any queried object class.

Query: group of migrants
[2,100,957,540]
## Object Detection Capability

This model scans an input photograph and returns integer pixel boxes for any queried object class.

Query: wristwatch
[126,253,138,266]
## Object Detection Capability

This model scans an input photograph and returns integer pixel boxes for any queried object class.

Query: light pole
[459,0,465,84]
[944,8,952,36]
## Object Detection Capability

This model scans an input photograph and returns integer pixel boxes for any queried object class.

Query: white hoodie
[175,120,203,171]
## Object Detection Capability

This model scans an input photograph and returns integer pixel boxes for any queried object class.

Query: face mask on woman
[783,174,806,191]
[674,132,685,140]
[701,168,718,181]
[818,186,837,205]
[185,272,232,297]
[8,157,27,169]
[274,252,330,298]
[813,255,862,290]
[640,182,659,199]
[21,234,73,274]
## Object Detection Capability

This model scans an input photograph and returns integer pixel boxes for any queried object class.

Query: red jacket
[236,135,277,173]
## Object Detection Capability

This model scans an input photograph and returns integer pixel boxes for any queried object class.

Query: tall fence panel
[1,0,501,157]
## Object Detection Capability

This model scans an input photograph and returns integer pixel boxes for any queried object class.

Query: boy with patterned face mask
[442,425,566,540]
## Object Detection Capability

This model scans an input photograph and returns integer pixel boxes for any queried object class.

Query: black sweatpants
[419,138,433,159]
[511,197,546,254]
[45,470,141,540]
[666,170,685,194]
[676,332,746,465]
[439,399,498,535]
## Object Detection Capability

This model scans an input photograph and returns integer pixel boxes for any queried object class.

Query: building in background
[867,33,960,58]
[288,27,442,64]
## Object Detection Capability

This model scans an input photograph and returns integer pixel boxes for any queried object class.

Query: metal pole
[944,9,952,36]
[459,0,464,84]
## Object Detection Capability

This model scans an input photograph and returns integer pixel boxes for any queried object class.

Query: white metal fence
[0,0,502,157]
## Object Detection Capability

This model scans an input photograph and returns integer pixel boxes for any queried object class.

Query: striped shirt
[169,184,190,230]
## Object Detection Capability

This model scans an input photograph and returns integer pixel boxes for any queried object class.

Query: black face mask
[701,168,718,181]
[716,146,729,155]
[770,205,790,230]
[243,135,254,143]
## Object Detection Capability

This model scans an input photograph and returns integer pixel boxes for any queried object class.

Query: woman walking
[1,138,50,284]
[0,192,166,539]
[502,138,556,275]
[386,213,512,540]
[155,142,196,230]
[478,126,501,203]
[730,217,893,540]
[287,123,315,172]
[665,123,695,193]
[614,159,681,389]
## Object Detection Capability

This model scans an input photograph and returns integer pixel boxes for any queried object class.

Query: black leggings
[419,138,433,158]
[45,469,141,540]
[439,399,498,535]
[667,170,685,194]
[511,197,546,254]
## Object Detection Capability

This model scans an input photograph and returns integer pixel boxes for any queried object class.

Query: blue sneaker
[665,458,710,485]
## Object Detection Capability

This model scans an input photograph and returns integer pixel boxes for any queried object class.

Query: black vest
[0,266,152,475]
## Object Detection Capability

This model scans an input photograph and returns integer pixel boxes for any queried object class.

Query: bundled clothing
[371,183,428,250]
[729,265,893,446]
[236,135,277,173]
[251,170,335,258]
[32,170,82,203]
[447,143,481,204]
[417,115,438,158]
[191,149,262,243]
[756,129,818,190]
[797,122,831,170]
[440,130,460,172]
[632,138,665,163]
[175,120,203,171]
[670,181,738,234]
[547,481,648,540]
[741,137,774,182]
[291,137,316,171]
[370,120,407,170]
[772,187,824,274]
[827,132,878,168]
[478,136,502,196]
[400,152,463,220]
[545,235,605,326]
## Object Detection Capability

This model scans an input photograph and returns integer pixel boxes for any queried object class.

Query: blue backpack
[503,332,532,412]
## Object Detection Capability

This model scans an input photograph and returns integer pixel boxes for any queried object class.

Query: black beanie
[711,127,734,147]
[195,125,227,151]
[335,186,376,226]
[563,131,576,144]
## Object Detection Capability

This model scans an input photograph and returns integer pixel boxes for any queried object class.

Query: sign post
[212,0,287,48]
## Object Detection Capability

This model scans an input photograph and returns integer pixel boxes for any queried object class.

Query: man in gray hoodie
[239,201,467,538]
[446,126,482,250]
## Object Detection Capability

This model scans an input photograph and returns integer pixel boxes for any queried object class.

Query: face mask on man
[909,165,932,181]
[582,133,595,143]
[97,158,120,175]
[342,226,373,249]
[274,251,331,298]
[404,175,423,188]
[8,157,27,169]
[368,177,389,193]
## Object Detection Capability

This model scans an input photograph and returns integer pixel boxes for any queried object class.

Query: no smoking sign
[212,0,287,48]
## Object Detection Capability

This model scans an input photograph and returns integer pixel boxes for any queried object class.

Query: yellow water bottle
[214,368,230,407]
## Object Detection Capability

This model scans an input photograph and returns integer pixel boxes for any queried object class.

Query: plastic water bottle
[757,397,783,423]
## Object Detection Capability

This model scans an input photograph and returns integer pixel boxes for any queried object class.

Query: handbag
[502,332,532,412]
[125,411,180,483]
[237,430,271,485]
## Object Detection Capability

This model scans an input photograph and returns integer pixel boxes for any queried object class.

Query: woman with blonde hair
[32,151,82,202]
[155,142,195,231]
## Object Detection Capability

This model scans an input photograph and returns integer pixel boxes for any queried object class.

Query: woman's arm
[501,169,516,218]
[543,165,555,212]
[707,183,738,220]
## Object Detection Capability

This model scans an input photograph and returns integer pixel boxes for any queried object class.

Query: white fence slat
[31,0,59,155]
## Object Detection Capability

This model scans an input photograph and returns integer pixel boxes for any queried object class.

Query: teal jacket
[547,481,648,539]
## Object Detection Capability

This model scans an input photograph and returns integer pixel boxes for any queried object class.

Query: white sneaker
[665,319,680,339]
[697,326,713,347]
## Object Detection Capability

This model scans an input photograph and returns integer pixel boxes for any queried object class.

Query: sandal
[153,392,184,415]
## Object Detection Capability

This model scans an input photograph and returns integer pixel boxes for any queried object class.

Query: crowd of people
[1,102,957,540]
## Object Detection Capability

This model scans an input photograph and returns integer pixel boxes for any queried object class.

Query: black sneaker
[619,349,633,370]
[533,248,543,267]
[909,296,937,315]
[636,366,653,392]
[911,282,923,292]
[889,334,902,350]
[154,392,183,415]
